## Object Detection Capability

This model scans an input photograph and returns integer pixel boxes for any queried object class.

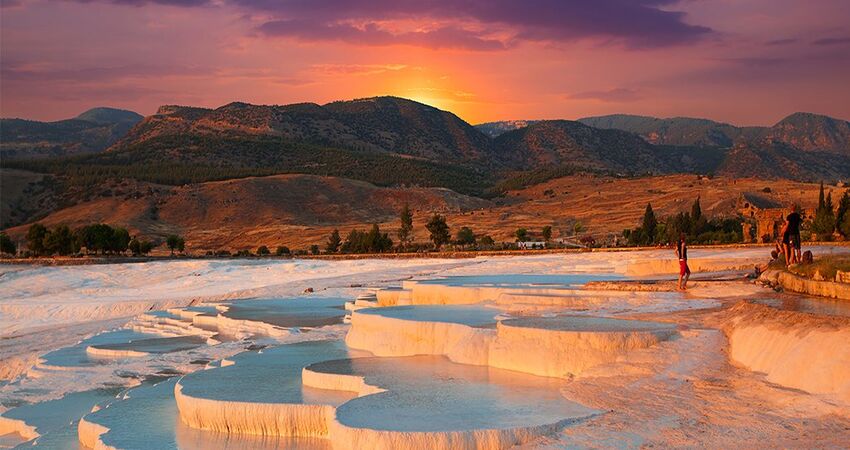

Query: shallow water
[2,387,121,448]
[418,274,620,288]
[307,355,595,432]
[502,316,677,332]
[357,305,501,327]
[178,340,356,405]
[89,336,207,355]
[40,329,159,368]
[222,297,347,328]
[749,296,850,318]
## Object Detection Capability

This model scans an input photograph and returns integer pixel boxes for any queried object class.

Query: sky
[1,0,849,125]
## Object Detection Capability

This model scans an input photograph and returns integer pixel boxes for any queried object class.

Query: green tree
[276,245,291,256]
[541,226,552,242]
[257,245,270,255]
[26,223,48,256]
[691,196,706,235]
[44,225,77,256]
[140,240,154,255]
[455,227,476,248]
[479,235,495,247]
[166,234,183,255]
[835,190,850,237]
[0,233,16,255]
[642,203,658,244]
[426,214,451,250]
[75,224,114,255]
[398,203,413,247]
[515,228,529,242]
[812,182,836,238]
[691,196,702,223]
[310,244,320,255]
[326,229,341,253]
[129,239,142,256]
[111,227,131,254]
[573,221,584,235]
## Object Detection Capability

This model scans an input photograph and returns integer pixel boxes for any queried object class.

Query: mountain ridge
[0,107,143,159]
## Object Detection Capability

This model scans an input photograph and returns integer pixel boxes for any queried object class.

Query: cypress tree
[642,203,658,244]
[398,204,413,247]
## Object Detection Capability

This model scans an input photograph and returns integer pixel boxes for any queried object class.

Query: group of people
[675,203,804,291]
[779,204,803,266]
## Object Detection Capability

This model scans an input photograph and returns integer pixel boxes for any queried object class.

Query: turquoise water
[178,340,355,405]
[357,305,500,327]
[89,336,207,355]
[40,329,158,368]
[419,274,620,288]
[501,316,677,332]
[306,355,594,432]
[222,297,347,328]
[1,387,122,448]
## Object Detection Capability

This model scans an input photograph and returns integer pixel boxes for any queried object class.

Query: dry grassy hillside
[3,173,834,252]
[3,174,492,251]
[441,174,826,243]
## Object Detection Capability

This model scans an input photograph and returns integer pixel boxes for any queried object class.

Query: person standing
[676,232,690,290]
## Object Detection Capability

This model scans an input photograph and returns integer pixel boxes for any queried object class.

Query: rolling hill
[2,174,493,251]
[0,107,143,159]
[4,97,850,242]
[576,114,762,147]
[113,97,497,165]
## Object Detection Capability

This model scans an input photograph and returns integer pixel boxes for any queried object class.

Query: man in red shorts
[676,232,691,290]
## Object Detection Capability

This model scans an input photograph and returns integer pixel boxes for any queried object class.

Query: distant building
[736,193,811,243]
[517,241,547,250]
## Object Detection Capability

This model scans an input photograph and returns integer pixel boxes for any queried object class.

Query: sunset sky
[2,0,849,125]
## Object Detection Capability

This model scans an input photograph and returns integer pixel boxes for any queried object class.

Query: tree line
[6,223,186,257]
[623,197,743,246]
[810,182,850,240]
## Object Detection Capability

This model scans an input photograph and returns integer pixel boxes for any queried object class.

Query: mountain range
[2,97,850,236]
[0,107,143,159]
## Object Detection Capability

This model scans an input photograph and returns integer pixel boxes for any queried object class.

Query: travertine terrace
[2,248,850,449]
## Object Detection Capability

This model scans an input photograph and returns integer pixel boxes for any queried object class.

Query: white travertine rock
[0,415,38,442]
[723,302,850,403]
[345,308,495,366]
[346,306,678,379]
[175,383,336,437]
[85,346,150,358]
[490,317,677,378]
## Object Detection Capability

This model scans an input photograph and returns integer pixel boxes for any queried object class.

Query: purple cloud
[245,0,712,49]
[61,0,212,6]
[257,20,506,51]
[61,0,712,49]
[765,38,798,46]
[812,37,850,46]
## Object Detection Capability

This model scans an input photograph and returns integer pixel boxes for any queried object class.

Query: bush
[478,235,495,248]
[257,245,270,255]
[426,215,450,250]
[26,223,48,256]
[515,228,528,242]
[166,234,185,255]
[341,224,393,254]
[326,229,341,253]
[275,246,291,256]
[0,233,16,255]
[310,244,320,255]
[455,227,476,248]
